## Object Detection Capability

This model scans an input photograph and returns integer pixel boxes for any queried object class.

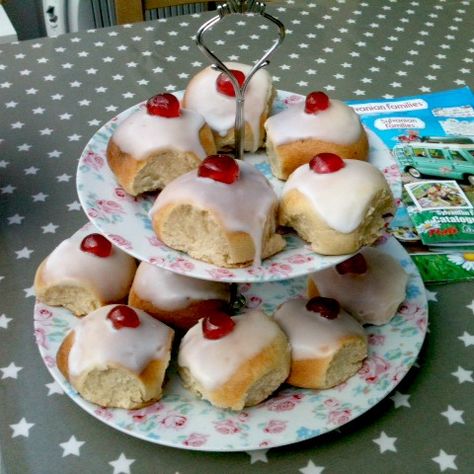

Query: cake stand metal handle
[196,1,285,160]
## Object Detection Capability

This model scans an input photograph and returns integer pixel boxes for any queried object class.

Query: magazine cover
[349,87,474,283]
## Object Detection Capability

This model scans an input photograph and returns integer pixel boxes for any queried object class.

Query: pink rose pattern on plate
[76,91,400,283]
[33,230,427,451]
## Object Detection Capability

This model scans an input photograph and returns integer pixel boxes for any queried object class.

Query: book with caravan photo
[348,87,474,283]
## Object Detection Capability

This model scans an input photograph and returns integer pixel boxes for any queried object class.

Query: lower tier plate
[34,235,427,452]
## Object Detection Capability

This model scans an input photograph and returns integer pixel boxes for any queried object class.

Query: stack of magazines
[349,87,474,284]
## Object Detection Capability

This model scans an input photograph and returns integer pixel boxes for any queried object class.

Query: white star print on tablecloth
[0,314,12,329]
[15,247,33,259]
[432,450,457,472]
[390,391,411,409]
[7,214,25,224]
[1,362,23,379]
[67,201,82,211]
[425,289,438,302]
[441,406,464,426]
[41,223,59,233]
[59,435,85,457]
[46,381,64,396]
[109,453,135,474]
[451,366,473,384]
[373,431,397,454]
[10,418,34,438]
[299,460,325,474]
[246,449,268,464]
[458,331,474,347]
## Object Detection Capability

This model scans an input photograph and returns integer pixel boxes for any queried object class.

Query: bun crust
[152,202,285,268]
[34,257,136,317]
[56,310,174,410]
[273,299,368,390]
[287,335,367,389]
[106,125,216,196]
[266,129,369,180]
[279,187,394,255]
[178,324,290,410]
[128,288,228,332]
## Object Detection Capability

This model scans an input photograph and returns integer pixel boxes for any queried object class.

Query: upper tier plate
[77,91,401,283]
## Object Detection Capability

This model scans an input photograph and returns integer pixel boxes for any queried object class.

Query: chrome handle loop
[196,2,285,159]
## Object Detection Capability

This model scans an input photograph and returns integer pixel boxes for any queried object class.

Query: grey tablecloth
[1,1,474,473]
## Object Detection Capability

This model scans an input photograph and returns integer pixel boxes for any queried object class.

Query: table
[1,1,473,472]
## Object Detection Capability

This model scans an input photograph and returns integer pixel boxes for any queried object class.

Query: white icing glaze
[43,228,136,302]
[273,298,366,360]
[178,310,281,390]
[68,305,173,376]
[184,62,272,152]
[282,159,390,233]
[112,107,207,160]
[150,161,278,264]
[264,99,363,146]
[309,247,408,325]
[132,262,230,311]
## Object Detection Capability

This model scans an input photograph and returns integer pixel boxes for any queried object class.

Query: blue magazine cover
[347,87,474,283]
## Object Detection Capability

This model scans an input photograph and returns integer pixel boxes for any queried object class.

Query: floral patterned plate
[34,234,427,452]
[76,91,401,283]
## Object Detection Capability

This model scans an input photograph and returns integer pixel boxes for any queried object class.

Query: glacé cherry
[107,305,141,329]
[335,253,368,275]
[305,297,340,319]
[146,93,180,118]
[304,91,330,114]
[202,313,236,339]
[216,69,246,97]
[80,233,112,258]
[198,154,240,184]
[309,153,345,174]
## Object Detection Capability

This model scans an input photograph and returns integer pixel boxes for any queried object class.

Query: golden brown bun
[266,129,369,180]
[34,258,136,317]
[182,77,276,153]
[128,288,228,332]
[151,202,285,268]
[279,187,394,255]
[57,327,174,409]
[106,125,216,196]
[178,327,291,410]
[287,335,367,389]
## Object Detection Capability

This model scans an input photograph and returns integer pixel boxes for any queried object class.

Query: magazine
[348,87,474,283]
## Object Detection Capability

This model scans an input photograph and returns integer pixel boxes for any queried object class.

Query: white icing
[43,228,136,302]
[68,305,173,376]
[132,262,230,311]
[112,107,207,160]
[264,99,363,146]
[184,62,272,152]
[282,159,390,233]
[309,247,408,325]
[178,310,281,390]
[273,298,366,360]
[150,161,278,264]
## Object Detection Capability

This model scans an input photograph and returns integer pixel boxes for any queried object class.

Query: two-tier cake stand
[33,1,429,451]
